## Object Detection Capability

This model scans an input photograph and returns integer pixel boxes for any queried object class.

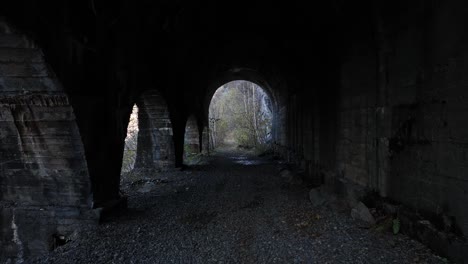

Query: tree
[208,81,272,150]
[121,105,139,174]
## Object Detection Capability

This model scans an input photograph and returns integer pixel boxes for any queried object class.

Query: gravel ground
[29,149,448,264]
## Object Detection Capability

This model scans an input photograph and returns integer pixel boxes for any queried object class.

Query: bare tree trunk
[242,84,248,116]
[212,119,216,148]
[252,82,259,147]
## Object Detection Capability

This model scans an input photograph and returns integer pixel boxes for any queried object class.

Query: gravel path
[29,150,447,264]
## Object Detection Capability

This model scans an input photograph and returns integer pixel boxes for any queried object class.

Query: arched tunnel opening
[208,80,273,155]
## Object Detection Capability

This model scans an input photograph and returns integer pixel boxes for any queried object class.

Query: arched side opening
[134,90,175,171]
[208,80,273,153]
[183,115,200,163]
[0,20,96,261]
[120,104,139,184]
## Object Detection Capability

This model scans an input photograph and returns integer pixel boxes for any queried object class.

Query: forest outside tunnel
[208,80,274,152]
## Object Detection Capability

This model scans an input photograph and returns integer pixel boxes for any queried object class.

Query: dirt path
[30,150,446,263]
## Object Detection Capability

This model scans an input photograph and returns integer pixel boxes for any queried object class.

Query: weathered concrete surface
[135,90,175,170]
[336,0,468,235]
[0,20,96,262]
[184,115,200,158]
[330,2,468,261]
[201,126,210,154]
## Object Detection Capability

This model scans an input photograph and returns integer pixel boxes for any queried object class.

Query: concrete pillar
[201,126,210,154]
[0,21,96,261]
[134,91,175,171]
[184,115,200,158]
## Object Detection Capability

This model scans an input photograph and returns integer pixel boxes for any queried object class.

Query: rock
[309,187,331,207]
[351,202,376,227]
[344,188,360,209]
[290,171,304,185]
[137,182,155,193]
[383,203,399,215]
[279,167,303,185]
[279,168,294,182]
[290,176,303,185]
[441,214,453,232]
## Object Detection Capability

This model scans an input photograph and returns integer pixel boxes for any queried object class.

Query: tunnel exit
[208,80,273,154]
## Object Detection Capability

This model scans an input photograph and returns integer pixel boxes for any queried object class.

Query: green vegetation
[209,81,272,151]
[122,105,139,174]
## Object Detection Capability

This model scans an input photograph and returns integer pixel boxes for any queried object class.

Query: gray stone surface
[351,202,376,227]
[308,187,332,208]
[184,115,200,159]
[135,90,175,170]
[0,24,96,262]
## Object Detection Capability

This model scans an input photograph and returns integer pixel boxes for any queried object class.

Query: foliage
[209,81,273,150]
[122,105,139,174]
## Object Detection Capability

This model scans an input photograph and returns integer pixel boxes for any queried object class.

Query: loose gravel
[29,150,448,264]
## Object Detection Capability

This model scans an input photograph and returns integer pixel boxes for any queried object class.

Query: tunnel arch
[201,68,283,154]
[208,80,274,150]
[203,68,278,119]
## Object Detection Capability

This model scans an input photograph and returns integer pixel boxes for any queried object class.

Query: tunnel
[1,0,468,262]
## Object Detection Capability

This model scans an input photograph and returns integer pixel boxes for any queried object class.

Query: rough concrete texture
[135,90,175,170]
[184,115,200,158]
[201,126,210,154]
[0,19,96,262]
[335,1,468,239]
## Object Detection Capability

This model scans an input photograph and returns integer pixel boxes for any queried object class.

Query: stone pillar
[201,126,210,154]
[184,115,200,158]
[0,20,96,261]
[134,90,175,171]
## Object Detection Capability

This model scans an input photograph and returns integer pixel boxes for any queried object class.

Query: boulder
[279,168,294,182]
[309,187,333,207]
[351,202,376,227]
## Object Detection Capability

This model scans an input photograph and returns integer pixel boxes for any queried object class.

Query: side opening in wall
[120,104,139,185]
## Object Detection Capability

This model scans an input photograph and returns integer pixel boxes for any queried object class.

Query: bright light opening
[209,80,272,152]
[121,104,139,175]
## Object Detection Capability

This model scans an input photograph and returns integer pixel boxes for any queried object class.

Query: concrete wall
[386,0,468,237]
[336,1,468,238]
[0,19,96,261]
